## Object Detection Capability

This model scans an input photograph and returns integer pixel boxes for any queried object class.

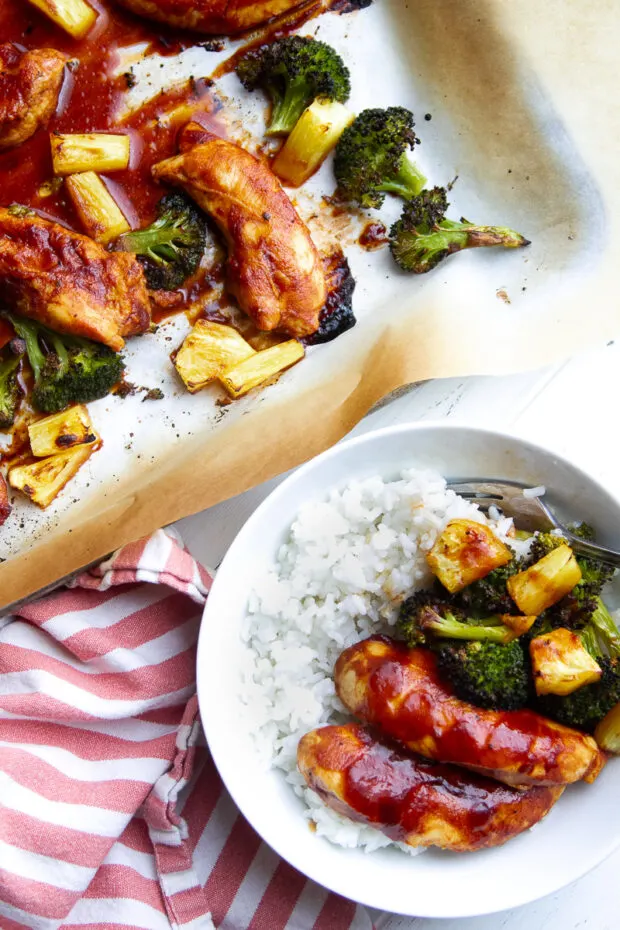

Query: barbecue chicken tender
[152,127,326,338]
[298,724,563,852]
[0,45,68,151]
[115,0,306,33]
[0,210,150,351]
[335,636,605,788]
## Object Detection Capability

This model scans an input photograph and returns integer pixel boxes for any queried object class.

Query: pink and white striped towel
[0,528,374,930]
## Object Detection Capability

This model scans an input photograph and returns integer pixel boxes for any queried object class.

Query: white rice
[240,467,528,853]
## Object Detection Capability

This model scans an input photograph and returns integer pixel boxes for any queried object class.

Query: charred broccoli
[0,342,23,428]
[333,107,427,208]
[390,187,530,274]
[116,193,207,291]
[436,639,530,710]
[6,314,123,413]
[536,597,620,731]
[236,36,351,136]
[457,552,524,616]
[397,589,515,646]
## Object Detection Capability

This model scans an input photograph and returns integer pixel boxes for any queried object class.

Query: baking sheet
[1,0,619,607]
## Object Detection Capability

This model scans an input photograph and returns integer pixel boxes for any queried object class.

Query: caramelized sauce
[358,220,389,251]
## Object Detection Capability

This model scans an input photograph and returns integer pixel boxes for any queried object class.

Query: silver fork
[447,479,620,567]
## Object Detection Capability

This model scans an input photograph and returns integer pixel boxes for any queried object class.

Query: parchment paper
[1,0,619,608]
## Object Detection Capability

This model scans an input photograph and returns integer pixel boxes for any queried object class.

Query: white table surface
[176,341,620,930]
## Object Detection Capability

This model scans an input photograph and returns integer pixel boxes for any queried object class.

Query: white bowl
[197,423,620,919]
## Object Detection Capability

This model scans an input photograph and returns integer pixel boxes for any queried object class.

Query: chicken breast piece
[335,636,606,788]
[114,0,306,34]
[152,126,326,338]
[298,724,564,852]
[0,45,68,151]
[0,209,151,351]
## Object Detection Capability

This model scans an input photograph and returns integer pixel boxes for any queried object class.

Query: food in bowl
[241,467,619,854]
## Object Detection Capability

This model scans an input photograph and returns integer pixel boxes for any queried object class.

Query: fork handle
[564,534,620,568]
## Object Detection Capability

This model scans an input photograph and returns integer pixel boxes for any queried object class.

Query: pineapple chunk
[28,405,96,458]
[426,519,513,594]
[9,439,99,509]
[65,172,130,244]
[499,614,537,636]
[530,628,602,696]
[27,0,97,38]
[507,544,582,615]
[219,340,305,399]
[51,133,130,176]
[594,702,620,753]
[272,99,355,187]
[175,321,256,394]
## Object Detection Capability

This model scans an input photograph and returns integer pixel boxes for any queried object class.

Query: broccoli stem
[589,598,620,659]
[421,609,514,644]
[119,217,182,266]
[8,314,46,381]
[267,77,312,136]
[378,156,427,200]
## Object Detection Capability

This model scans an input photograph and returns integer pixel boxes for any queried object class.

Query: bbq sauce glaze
[336,636,603,785]
[306,723,560,850]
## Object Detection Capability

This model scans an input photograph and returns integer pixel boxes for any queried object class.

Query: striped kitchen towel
[0,528,373,930]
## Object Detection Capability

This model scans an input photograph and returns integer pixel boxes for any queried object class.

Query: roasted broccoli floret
[0,342,23,428]
[436,639,530,710]
[389,186,530,274]
[536,597,620,731]
[236,36,351,137]
[116,193,207,291]
[333,107,427,209]
[397,589,515,646]
[6,314,123,413]
[457,552,524,616]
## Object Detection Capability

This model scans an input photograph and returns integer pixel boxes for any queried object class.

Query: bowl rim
[196,420,620,918]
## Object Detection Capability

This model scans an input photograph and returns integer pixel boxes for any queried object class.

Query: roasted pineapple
[29,405,96,458]
[507,544,582,615]
[499,614,537,636]
[530,628,602,696]
[65,172,130,244]
[272,99,355,187]
[426,519,513,594]
[594,702,620,753]
[174,321,256,394]
[27,0,97,37]
[9,439,99,508]
[219,340,305,399]
[51,133,130,176]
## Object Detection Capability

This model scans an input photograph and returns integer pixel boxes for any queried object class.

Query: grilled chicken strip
[0,210,150,351]
[0,45,68,151]
[0,474,10,526]
[115,0,306,34]
[335,636,605,788]
[298,724,563,852]
[152,125,326,338]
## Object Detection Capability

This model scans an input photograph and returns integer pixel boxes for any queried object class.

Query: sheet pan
[1,0,619,607]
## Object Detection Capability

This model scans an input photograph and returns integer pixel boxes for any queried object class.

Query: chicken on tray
[114,0,308,34]
[0,209,151,351]
[298,723,563,852]
[335,636,605,788]
[153,124,327,339]
[0,44,68,151]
